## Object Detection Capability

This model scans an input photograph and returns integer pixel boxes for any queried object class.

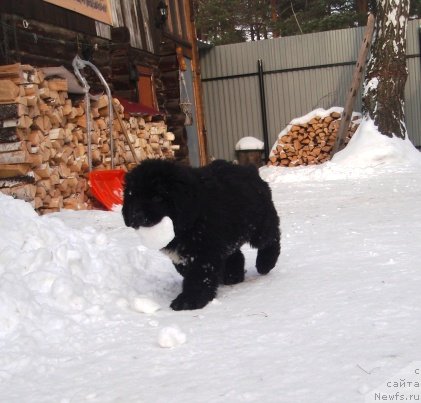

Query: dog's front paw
[170,292,212,311]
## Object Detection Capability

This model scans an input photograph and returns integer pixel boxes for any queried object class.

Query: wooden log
[27,143,41,155]
[0,183,36,201]
[0,127,28,143]
[49,128,64,140]
[0,174,34,187]
[0,142,24,152]
[0,115,32,129]
[63,194,86,210]
[46,110,63,128]
[33,196,43,209]
[38,87,51,99]
[0,149,41,165]
[0,80,20,102]
[33,163,52,179]
[35,184,47,199]
[38,208,60,215]
[0,163,31,178]
[62,99,73,116]
[0,103,29,120]
[165,132,175,141]
[47,79,68,92]
[23,84,39,97]
[0,64,25,83]
[46,196,64,209]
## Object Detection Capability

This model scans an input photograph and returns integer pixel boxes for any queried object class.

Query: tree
[194,0,246,45]
[362,0,410,139]
[194,0,275,44]
[194,0,419,44]
[274,0,368,36]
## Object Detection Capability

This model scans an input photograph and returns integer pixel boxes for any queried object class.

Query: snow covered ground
[1,118,421,403]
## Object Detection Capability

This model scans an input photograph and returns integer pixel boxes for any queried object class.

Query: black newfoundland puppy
[122,159,280,311]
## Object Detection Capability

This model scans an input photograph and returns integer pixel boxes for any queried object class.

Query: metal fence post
[257,59,270,161]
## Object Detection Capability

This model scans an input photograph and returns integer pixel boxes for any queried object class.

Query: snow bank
[0,193,177,340]
[331,117,421,167]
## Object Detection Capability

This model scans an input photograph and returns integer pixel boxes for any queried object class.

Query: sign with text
[365,361,421,403]
[43,0,112,25]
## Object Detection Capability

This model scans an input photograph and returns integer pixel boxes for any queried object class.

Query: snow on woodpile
[268,107,361,167]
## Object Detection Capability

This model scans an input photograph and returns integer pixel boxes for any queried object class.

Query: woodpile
[268,109,361,167]
[0,63,177,214]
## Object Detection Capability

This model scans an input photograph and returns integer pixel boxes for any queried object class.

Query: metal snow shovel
[72,56,139,210]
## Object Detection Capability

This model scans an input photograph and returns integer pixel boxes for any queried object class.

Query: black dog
[122,159,280,310]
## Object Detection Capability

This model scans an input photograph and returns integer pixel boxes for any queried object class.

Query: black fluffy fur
[122,159,281,311]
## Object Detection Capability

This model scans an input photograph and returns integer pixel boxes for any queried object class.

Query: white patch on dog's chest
[162,248,186,265]
[162,246,196,266]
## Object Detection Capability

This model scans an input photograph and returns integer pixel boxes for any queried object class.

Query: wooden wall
[0,10,111,86]
[158,35,190,163]
[0,0,199,164]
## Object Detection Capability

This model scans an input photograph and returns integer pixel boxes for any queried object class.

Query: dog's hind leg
[170,258,220,311]
[220,249,245,285]
[251,213,281,275]
[256,239,280,275]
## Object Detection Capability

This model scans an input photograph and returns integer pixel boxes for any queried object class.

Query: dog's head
[122,159,198,231]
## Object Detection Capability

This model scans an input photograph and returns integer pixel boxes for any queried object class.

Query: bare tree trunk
[271,0,280,38]
[356,0,369,14]
[362,0,410,139]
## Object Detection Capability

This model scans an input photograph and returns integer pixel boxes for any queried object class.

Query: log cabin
[0,0,208,166]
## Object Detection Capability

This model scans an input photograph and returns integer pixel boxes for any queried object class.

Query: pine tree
[194,0,246,44]
[362,0,410,139]
[194,0,419,44]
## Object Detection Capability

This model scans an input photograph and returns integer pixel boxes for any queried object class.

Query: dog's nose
[122,210,133,227]
[122,205,139,227]
[122,206,148,229]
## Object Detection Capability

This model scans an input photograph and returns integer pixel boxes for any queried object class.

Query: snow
[0,117,421,402]
[134,215,175,250]
[158,326,187,348]
[363,77,379,96]
[332,117,421,168]
[387,8,398,27]
[235,136,265,150]
[131,297,161,314]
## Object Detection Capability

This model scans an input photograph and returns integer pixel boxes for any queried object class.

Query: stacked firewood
[0,63,177,214]
[268,109,360,167]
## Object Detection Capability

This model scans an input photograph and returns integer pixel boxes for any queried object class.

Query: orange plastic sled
[89,170,126,210]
